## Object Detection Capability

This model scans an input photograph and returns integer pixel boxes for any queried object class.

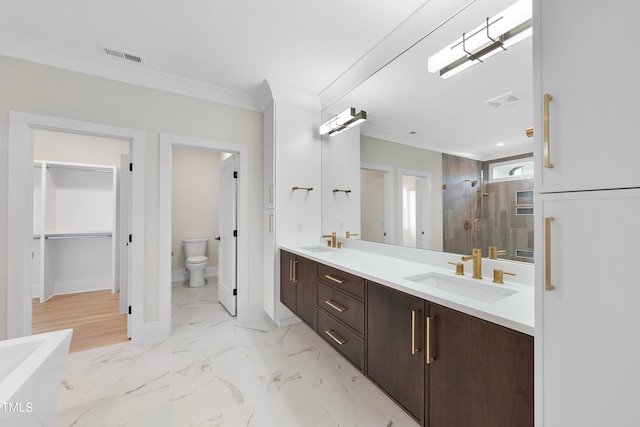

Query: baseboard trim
[172,266,218,285]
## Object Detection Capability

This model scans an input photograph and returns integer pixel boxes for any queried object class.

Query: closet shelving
[33,160,118,302]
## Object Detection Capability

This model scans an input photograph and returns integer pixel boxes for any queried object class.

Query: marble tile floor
[53,279,419,427]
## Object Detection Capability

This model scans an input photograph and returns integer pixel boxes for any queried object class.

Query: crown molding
[0,33,260,111]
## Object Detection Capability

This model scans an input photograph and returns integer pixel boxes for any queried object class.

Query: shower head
[464,179,478,187]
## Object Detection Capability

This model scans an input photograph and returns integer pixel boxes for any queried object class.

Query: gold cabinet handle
[325,329,346,346]
[543,93,554,168]
[289,259,298,283]
[426,315,436,364]
[545,217,556,291]
[324,299,347,313]
[324,274,346,284]
[411,309,421,355]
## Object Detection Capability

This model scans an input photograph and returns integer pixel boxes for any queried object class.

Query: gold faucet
[322,231,337,248]
[488,246,507,260]
[345,231,358,239]
[462,248,483,279]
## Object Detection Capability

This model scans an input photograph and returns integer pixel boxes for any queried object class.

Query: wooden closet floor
[32,289,128,353]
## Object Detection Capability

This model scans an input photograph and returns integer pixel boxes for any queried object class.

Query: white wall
[321,122,361,236]
[0,55,264,339]
[171,147,220,271]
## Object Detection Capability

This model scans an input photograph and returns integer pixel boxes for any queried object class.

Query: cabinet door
[538,190,640,426]
[295,256,317,329]
[367,281,425,423]
[536,0,640,192]
[280,250,297,313]
[428,303,533,427]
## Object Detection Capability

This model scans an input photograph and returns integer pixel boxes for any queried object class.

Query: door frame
[7,111,145,339]
[158,133,249,334]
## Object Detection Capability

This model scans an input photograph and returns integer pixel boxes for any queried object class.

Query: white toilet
[182,238,209,287]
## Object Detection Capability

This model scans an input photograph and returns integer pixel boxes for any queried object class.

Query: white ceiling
[0,0,533,160]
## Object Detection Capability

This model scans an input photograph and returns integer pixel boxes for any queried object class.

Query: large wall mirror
[321,0,534,263]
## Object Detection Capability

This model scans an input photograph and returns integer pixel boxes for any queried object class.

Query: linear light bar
[428,0,532,79]
[319,107,367,136]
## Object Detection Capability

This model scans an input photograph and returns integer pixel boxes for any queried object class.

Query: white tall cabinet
[534,1,640,425]
[261,82,322,324]
[32,161,117,301]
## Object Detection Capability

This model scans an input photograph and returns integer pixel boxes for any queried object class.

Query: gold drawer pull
[325,329,346,346]
[325,299,347,313]
[411,309,421,355]
[426,315,436,364]
[544,93,554,168]
[324,274,346,284]
[545,217,556,291]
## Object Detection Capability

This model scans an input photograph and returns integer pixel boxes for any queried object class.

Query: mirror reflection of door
[400,172,432,249]
[361,169,386,243]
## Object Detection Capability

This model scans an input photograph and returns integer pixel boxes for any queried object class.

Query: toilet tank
[182,238,209,258]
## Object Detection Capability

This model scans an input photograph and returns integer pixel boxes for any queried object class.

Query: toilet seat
[186,256,207,264]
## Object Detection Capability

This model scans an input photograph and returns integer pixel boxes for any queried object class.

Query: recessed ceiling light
[409,131,417,135]
[497,143,505,147]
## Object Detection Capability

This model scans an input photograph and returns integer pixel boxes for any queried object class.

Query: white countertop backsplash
[281,240,534,336]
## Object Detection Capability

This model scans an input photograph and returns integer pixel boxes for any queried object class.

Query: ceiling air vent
[484,91,523,109]
[102,46,145,65]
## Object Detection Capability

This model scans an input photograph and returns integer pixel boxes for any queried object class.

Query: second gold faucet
[323,231,337,248]
[462,248,483,279]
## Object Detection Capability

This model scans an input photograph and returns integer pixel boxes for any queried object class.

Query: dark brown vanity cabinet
[367,281,426,423]
[366,281,533,427]
[280,251,533,426]
[316,264,366,371]
[280,250,317,329]
[427,303,534,427]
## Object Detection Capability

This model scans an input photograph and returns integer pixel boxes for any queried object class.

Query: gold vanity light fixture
[427,0,532,79]
[319,107,367,136]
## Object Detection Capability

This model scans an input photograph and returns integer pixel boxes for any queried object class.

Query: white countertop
[281,244,534,336]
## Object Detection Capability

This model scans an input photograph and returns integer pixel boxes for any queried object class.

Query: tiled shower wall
[442,154,483,256]
[480,154,534,263]
[442,153,534,263]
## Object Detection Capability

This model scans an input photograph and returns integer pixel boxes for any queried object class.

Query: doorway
[7,112,145,341]
[159,133,249,338]
[170,147,237,316]
[360,163,393,244]
[398,168,432,249]
[30,129,130,351]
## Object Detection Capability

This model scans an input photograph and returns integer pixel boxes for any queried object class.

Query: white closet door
[119,155,132,338]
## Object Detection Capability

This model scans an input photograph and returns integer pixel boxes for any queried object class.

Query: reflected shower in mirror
[321,0,534,263]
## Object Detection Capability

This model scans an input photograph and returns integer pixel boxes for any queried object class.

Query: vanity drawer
[317,264,364,300]
[317,281,364,336]
[317,309,364,371]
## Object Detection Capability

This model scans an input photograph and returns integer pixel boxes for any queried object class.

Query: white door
[119,154,132,337]
[537,189,640,426]
[218,154,237,315]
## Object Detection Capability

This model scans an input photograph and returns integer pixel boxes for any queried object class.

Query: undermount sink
[298,245,335,253]
[404,273,517,303]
